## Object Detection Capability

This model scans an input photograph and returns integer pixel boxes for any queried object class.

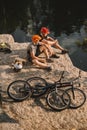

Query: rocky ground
[0,34,87,130]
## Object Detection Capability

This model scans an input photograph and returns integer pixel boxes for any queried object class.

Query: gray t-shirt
[27,42,40,61]
[28,43,37,54]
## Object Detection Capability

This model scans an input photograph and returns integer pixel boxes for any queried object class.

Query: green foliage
[75,40,82,46]
[83,38,87,46]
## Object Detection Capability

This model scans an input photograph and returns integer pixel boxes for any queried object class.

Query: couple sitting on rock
[27,27,68,71]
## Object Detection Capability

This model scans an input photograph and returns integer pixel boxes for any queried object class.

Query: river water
[57,25,87,71]
[0,0,87,71]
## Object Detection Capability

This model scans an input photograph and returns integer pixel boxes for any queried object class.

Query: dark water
[0,0,87,71]
[0,0,87,34]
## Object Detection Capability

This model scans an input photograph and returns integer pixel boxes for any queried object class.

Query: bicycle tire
[26,77,48,97]
[7,80,32,101]
[46,89,70,111]
[65,87,86,109]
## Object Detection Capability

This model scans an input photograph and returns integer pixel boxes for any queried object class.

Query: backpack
[0,42,12,53]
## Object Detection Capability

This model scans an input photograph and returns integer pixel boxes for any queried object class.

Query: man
[27,35,52,71]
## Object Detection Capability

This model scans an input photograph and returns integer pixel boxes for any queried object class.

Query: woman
[40,27,69,55]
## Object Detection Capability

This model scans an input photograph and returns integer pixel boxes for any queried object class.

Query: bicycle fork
[55,88,65,105]
[71,85,75,99]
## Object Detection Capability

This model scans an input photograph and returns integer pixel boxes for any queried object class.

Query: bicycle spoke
[7,80,31,101]
[46,89,70,111]
[27,77,47,97]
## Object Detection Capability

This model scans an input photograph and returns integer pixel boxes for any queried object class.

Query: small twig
[79,69,81,78]
[78,69,82,87]
[0,86,2,107]
[0,93,2,107]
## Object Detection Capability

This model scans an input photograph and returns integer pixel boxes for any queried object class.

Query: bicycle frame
[32,75,80,94]
[55,76,80,99]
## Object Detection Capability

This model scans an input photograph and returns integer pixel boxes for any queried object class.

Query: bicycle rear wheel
[26,77,47,97]
[46,89,70,111]
[7,80,32,101]
[65,87,86,109]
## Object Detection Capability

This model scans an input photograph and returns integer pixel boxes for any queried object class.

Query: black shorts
[27,51,32,63]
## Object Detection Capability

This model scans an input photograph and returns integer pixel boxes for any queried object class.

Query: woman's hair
[40,27,50,34]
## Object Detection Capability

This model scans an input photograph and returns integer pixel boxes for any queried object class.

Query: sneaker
[61,49,69,54]
[46,58,53,63]
[44,66,52,71]
[51,54,60,58]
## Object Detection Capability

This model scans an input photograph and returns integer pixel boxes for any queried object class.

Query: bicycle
[26,71,86,109]
[7,77,71,111]
[47,77,86,109]
[7,71,86,110]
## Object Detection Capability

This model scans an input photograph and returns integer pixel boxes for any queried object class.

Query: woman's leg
[42,39,68,53]
[48,40,64,51]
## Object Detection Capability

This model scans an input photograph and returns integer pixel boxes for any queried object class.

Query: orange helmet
[40,27,50,34]
[32,35,41,43]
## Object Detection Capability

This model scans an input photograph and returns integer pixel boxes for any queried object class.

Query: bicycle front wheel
[26,77,47,97]
[65,87,86,109]
[7,80,32,101]
[46,89,70,111]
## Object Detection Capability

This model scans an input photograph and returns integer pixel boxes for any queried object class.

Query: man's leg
[40,46,50,59]
[32,59,52,70]
[32,59,47,68]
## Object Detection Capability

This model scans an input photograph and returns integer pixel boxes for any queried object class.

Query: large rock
[0,34,14,44]
[0,34,87,130]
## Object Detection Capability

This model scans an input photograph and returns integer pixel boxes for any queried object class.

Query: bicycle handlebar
[58,71,65,82]
[70,77,80,84]
[57,71,80,85]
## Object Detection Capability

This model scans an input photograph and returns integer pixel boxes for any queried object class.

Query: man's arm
[31,51,46,62]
